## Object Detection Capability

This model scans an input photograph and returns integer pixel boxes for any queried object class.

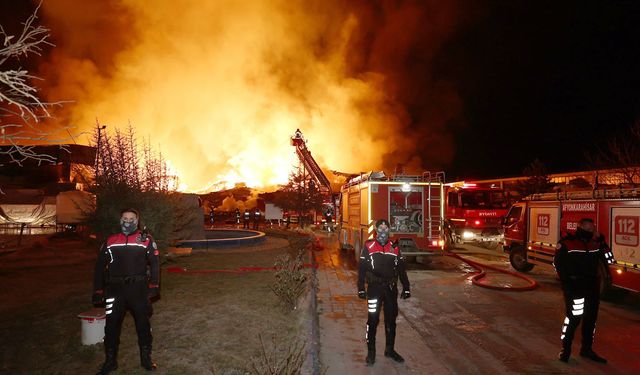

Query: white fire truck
[339,171,446,260]
[503,188,640,293]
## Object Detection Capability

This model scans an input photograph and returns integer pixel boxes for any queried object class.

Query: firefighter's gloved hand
[358,290,366,299]
[92,290,104,306]
[400,290,411,299]
[148,284,160,300]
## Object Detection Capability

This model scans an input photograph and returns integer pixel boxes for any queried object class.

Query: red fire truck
[339,171,445,260]
[444,182,510,248]
[503,188,640,293]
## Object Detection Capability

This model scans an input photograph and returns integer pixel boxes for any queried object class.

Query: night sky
[2,1,639,182]
[439,1,640,180]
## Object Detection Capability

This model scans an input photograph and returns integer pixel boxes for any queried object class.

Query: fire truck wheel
[509,245,534,272]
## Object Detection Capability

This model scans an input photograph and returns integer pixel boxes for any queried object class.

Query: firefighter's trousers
[104,281,153,350]
[366,282,398,349]
[560,281,599,351]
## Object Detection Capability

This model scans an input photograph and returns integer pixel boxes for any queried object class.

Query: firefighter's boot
[384,346,405,363]
[558,347,570,363]
[558,338,572,363]
[140,345,157,371]
[365,342,376,366]
[580,349,607,364]
[384,323,404,363]
[97,347,118,375]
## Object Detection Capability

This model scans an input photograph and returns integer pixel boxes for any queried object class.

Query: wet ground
[315,233,640,374]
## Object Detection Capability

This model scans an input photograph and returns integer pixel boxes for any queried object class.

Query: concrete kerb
[305,243,322,375]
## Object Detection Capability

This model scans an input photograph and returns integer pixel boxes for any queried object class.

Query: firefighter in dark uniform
[253,208,261,230]
[235,208,241,224]
[325,210,333,232]
[243,209,251,229]
[92,209,159,374]
[357,219,411,365]
[554,218,614,363]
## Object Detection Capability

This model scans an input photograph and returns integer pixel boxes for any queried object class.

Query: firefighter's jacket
[94,230,160,291]
[553,233,614,287]
[358,239,410,292]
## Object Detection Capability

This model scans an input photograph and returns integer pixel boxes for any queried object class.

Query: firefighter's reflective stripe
[367,298,378,313]
[561,316,569,339]
[572,298,584,316]
[604,250,614,264]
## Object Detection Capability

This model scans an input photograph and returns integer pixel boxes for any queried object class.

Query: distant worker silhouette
[243,210,251,229]
[253,208,261,230]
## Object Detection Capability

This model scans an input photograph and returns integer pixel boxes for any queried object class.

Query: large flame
[37,0,464,192]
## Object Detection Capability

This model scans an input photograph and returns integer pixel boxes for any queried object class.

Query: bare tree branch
[0,2,53,122]
[0,2,80,172]
[588,120,640,186]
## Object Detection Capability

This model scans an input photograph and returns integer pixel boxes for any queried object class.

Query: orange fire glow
[37,1,464,192]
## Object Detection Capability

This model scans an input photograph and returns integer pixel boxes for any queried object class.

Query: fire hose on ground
[445,252,539,291]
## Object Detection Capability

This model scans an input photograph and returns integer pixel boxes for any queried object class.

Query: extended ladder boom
[291,130,331,194]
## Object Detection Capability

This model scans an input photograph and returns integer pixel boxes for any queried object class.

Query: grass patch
[0,234,311,374]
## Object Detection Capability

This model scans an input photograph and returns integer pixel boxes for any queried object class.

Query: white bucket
[77,308,106,345]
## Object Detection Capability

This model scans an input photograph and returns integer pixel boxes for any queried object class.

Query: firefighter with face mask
[92,209,160,374]
[554,218,614,364]
[357,219,411,366]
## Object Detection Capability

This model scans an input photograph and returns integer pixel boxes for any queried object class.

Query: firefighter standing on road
[554,218,614,364]
[357,219,411,366]
[253,208,261,230]
[243,210,251,229]
[92,209,159,374]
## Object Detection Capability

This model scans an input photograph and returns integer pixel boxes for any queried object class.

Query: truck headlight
[462,231,475,239]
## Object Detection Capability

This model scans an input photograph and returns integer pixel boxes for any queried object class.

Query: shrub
[270,249,309,311]
[248,334,306,375]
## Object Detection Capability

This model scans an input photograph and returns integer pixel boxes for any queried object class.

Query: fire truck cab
[503,188,640,293]
[339,171,445,261]
[444,182,509,248]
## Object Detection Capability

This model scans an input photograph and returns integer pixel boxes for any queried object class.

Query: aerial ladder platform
[290,129,332,195]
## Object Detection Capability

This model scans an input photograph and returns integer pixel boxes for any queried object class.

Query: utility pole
[95,121,106,180]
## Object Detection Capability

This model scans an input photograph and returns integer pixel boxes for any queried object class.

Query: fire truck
[444,182,509,248]
[339,171,446,260]
[503,188,640,293]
